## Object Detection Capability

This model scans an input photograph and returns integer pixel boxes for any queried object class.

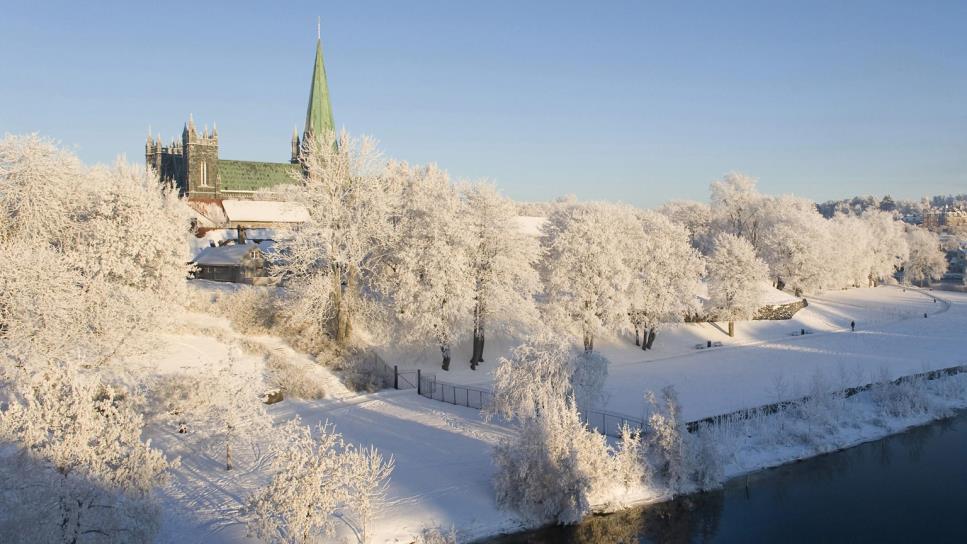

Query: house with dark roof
[145,28,333,226]
[191,241,276,284]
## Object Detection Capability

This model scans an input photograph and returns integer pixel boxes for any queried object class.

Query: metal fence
[357,352,397,389]
[367,352,646,438]
[581,408,645,437]
[417,373,494,410]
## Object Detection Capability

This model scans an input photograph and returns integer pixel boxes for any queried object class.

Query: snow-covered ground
[383,286,954,416]
[144,286,967,543]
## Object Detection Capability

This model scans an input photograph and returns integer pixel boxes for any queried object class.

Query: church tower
[182,114,220,198]
[147,22,337,202]
[303,22,336,145]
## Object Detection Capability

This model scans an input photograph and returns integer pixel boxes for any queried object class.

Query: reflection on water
[483,411,967,543]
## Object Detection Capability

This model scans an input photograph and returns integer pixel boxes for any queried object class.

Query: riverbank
[484,408,967,543]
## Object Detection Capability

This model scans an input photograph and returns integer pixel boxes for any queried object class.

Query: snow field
[147,287,966,543]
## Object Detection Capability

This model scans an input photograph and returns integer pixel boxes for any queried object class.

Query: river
[482,410,967,543]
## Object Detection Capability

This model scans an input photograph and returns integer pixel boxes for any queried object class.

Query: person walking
[850,320,855,332]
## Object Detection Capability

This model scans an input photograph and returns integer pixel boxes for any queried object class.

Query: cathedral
[145,32,334,203]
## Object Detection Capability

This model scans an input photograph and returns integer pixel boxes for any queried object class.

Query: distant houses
[190,241,275,284]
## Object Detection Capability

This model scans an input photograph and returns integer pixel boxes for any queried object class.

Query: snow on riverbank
[143,287,967,543]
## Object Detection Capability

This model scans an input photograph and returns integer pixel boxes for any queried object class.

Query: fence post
[417,368,422,396]
[394,365,399,390]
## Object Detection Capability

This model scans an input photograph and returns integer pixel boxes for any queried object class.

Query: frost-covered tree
[862,210,909,286]
[706,233,769,336]
[658,200,714,253]
[904,227,948,286]
[488,337,635,524]
[492,393,617,524]
[247,420,394,544]
[542,203,636,351]
[710,172,765,248]
[380,163,473,370]
[194,354,273,471]
[757,198,831,295]
[627,211,704,349]
[642,386,723,494]
[643,387,688,491]
[827,214,874,289]
[0,133,85,244]
[248,421,350,543]
[79,159,191,303]
[488,335,578,422]
[343,445,395,543]
[275,131,395,345]
[0,362,171,543]
[0,135,191,367]
[461,182,540,369]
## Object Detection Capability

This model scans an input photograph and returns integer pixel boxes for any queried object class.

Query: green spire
[304,35,335,141]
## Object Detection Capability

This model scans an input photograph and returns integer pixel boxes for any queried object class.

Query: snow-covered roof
[192,241,274,267]
[190,228,284,258]
[221,200,309,224]
[184,200,226,227]
[695,280,802,307]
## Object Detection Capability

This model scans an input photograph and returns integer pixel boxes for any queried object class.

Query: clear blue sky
[2,1,966,207]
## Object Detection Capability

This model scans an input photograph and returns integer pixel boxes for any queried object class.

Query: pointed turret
[291,125,301,162]
[303,31,335,142]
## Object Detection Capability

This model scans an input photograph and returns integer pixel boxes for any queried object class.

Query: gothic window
[200,161,209,187]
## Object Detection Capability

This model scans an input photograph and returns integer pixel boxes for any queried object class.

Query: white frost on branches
[542,203,637,351]
[247,420,394,544]
[0,134,191,367]
[0,362,172,543]
[903,227,947,286]
[380,163,473,370]
[706,233,769,335]
[626,210,705,350]
[462,182,541,368]
[274,131,394,345]
[489,337,634,524]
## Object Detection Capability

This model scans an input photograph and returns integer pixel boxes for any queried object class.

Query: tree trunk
[331,268,345,343]
[476,331,485,367]
[728,320,735,337]
[470,303,484,369]
[334,265,356,344]
[583,330,594,352]
[470,330,484,370]
[470,333,480,370]
[441,343,451,371]
[634,325,640,346]
[646,328,657,349]
[226,441,232,471]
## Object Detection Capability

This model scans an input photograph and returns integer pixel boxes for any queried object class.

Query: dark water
[483,411,967,544]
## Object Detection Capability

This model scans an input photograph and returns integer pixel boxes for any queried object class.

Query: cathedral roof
[304,37,335,139]
[218,160,299,193]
